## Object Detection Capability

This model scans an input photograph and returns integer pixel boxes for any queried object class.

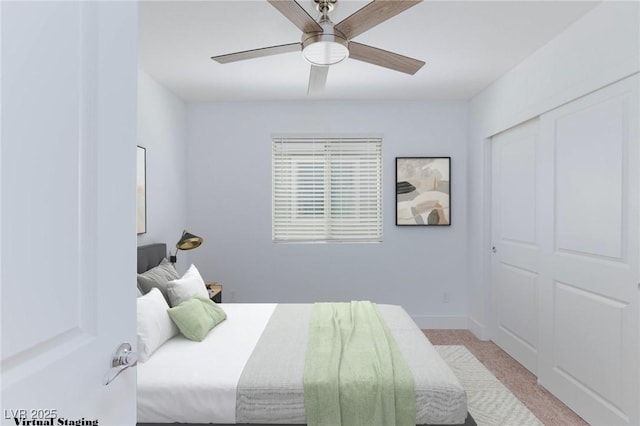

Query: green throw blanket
[303,301,416,426]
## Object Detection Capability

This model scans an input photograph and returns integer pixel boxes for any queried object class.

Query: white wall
[467,1,640,338]
[187,101,468,327]
[137,70,190,272]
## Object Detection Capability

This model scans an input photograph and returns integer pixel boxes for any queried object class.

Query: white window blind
[272,137,382,243]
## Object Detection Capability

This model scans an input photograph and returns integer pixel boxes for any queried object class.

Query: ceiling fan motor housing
[301,20,349,66]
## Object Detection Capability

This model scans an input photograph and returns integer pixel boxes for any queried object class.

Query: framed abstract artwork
[396,157,451,226]
[136,146,147,234]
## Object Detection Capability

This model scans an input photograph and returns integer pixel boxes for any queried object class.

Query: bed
[136,243,474,426]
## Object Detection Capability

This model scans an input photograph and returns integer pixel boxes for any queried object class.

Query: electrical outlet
[442,292,449,303]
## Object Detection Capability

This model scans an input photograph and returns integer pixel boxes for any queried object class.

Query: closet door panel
[538,75,639,426]
[490,119,540,374]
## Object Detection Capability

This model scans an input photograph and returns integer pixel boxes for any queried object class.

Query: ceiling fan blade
[212,42,301,64]
[349,41,425,75]
[268,0,323,34]
[335,0,422,40]
[308,65,329,95]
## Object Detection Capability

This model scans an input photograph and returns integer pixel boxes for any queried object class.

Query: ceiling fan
[211,0,425,95]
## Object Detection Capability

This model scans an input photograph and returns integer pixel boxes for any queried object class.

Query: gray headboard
[137,243,167,273]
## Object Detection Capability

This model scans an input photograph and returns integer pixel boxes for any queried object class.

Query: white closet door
[490,119,540,374]
[538,76,639,425]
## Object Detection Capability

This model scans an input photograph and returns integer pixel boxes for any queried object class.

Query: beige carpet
[426,329,587,426]
[436,345,542,426]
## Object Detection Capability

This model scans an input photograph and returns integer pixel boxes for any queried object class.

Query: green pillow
[167,296,227,341]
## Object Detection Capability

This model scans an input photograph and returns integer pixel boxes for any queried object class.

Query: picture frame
[136,145,147,234]
[396,157,451,226]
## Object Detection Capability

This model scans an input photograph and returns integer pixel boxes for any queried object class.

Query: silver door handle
[104,342,137,386]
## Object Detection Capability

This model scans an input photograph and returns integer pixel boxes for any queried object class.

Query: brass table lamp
[169,230,203,264]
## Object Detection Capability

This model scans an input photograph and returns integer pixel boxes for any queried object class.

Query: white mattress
[137,303,277,424]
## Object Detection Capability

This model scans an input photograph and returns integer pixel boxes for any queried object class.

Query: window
[272,137,382,243]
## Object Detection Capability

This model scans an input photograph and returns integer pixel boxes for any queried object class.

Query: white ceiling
[138,0,600,102]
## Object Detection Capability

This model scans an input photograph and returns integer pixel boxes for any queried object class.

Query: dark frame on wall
[396,157,451,226]
[137,145,147,234]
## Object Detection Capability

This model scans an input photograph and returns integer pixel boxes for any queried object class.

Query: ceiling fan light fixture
[212,0,425,92]
[302,34,349,66]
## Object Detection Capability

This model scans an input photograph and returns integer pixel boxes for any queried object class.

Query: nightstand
[206,282,223,303]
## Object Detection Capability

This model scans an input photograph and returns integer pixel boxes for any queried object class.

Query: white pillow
[167,264,209,307]
[137,288,178,363]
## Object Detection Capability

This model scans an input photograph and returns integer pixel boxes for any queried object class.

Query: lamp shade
[176,230,203,251]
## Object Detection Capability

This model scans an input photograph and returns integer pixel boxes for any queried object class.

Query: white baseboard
[468,316,490,341]
[410,315,492,337]
[411,315,468,329]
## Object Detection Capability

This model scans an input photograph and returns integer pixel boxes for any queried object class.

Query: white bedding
[137,303,467,425]
[137,303,277,424]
